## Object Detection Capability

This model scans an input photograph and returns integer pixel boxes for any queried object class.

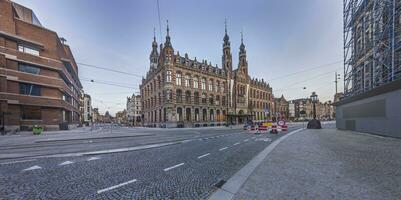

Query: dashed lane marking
[59,161,74,166]
[97,179,137,194]
[87,157,100,161]
[163,163,185,171]
[243,139,249,142]
[22,165,42,172]
[219,147,228,151]
[233,142,240,146]
[1,159,36,165]
[197,153,210,159]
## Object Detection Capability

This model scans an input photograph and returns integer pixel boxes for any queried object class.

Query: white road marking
[87,157,100,161]
[22,165,42,172]
[1,159,36,165]
[233,142,240,146]
[219,147,228,151]
[163,163,185,171]
[197,153,210,159]
[59,161,74,166]
[244,139,249,142]
[97,179,137,194]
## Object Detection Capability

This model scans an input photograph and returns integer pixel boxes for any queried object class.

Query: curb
[34,133,154,143]
[208,128,305,200]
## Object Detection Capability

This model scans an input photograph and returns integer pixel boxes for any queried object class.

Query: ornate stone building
[140,22,273,127]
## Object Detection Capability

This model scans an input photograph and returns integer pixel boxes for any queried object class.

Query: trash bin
[32,125,43,135]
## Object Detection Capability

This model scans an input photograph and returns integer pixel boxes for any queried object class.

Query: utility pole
[334,72,340,94]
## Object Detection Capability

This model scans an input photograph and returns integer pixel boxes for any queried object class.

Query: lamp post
[311,92,317,119]
[307,92,321,129]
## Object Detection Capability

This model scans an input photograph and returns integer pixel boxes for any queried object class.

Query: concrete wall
[335,88,401,138]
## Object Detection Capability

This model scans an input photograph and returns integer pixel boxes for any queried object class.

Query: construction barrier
[281,125,288,132]
[270,124,278,134]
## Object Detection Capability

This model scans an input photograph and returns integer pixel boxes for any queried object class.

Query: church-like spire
[150,28,159,69]
[239,31,246,55]
[223,18,230,47]
[164,20,172,47]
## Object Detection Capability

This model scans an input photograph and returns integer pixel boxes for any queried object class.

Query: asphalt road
[0,125,303,200]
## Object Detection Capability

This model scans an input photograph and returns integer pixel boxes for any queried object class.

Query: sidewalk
[211,128,401,200]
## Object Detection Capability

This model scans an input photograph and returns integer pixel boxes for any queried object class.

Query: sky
[13,0,344,116]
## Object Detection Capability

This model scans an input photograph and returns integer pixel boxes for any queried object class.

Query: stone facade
[140,23,273,127]
[0,0,82,131]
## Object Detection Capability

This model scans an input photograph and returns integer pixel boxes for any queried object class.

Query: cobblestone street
[0,126,299,199]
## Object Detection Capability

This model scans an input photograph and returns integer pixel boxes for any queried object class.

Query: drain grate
[213,179,226,188]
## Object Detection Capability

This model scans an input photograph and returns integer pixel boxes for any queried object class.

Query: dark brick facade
[0,0,82,131]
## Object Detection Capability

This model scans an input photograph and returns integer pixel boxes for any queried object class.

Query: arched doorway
[185,108,191,121]
[238,110,244,124]
[177,107,183,122]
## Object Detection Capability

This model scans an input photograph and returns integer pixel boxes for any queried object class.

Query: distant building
[0,1,82,131]
[288,101,296,121]
[273,95,289,121]
[115,110,127,124]
[92,108,99,123]
[126,94,141,126]
[83,94,92,125]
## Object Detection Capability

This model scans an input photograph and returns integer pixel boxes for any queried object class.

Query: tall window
[185,75,190,87]
[201,93,207,104]
[201,78,206,90]
[221,82,225,93]
[208,79,213,91]
[215,81,220,92]
[19,64,40,74]
[19,83,41,96]
[193,77,199,89]
[176,89,182,103]
[194,92,199,104]
[18,44,39,56]
[176,72,182,86]
[21,106,41,120]
[166,71,172,82]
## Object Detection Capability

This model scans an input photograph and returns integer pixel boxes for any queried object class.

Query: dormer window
[18,44,39,56]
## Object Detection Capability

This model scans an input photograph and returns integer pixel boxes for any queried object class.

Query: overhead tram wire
[77,62,143,78]
[80,78,139,90]
[273,67,342,92]
[267,60,342,82]
[156,0,163,42]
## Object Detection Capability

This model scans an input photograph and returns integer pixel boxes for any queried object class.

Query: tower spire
[223,19,230,47]
[153,27,156,42]
[225,18,227,35]
[164,20,172,47]
[241,30,243,44]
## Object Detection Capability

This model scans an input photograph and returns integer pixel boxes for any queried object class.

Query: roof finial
[166,20,169,36]
[153,27,156,41]
[241,30,243,44]
[224,18,227,35]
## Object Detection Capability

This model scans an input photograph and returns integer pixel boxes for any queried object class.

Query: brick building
[0,0,82,131]
[140,22,273,127]
[273,95,289,121]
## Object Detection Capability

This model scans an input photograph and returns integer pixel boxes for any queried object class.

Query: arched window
[201,78,206,90]
[216,95,220,106]
[176,89,182,103]
[194,91,199,104]
[176,72,182,86]
[209,94,214,105]
[166,71,172,82]
[193,76,199,89]
[185,91,191,103]
[185,74,190,87]
[201,93,207,104]
[208,79,213,91]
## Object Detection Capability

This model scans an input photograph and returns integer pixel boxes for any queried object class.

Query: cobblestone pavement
[233,128,401,200]
[0,126,301,199]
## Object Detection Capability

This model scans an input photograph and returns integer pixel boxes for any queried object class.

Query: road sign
[277,120,285,126]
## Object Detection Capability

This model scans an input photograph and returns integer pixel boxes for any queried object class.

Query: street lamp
[307,91,322,129]
[311,92,318,119]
